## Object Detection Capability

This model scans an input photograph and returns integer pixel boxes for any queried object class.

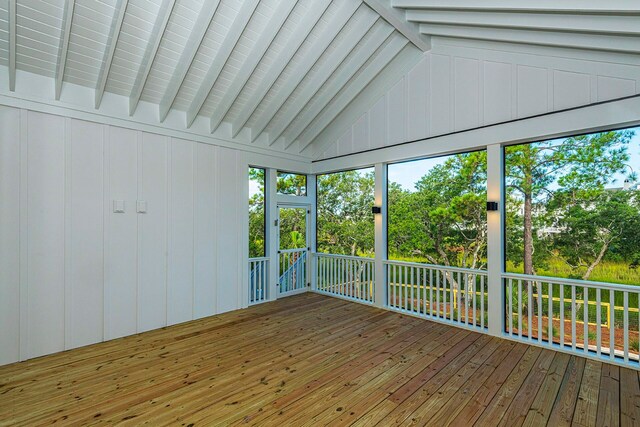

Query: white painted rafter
[229,0,333,139]
[406,10,640,36]
[95,0,129,109]
[55,0,75,100]
[251,4,375,144]
[271,23,395,148]
[128,0,176,116]
[363,0,431,51]
[8,0,16,91]
[392,0,640,14]
[208,1,297,134]
[419,24,640,53]
[185,0,260,128]
[158,0,221,122]
[297,34,410,152]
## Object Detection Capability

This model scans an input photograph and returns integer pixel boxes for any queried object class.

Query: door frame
[276,203,311,297]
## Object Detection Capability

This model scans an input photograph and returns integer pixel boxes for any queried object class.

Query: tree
[505,130,635,275]
[249,168,266,258]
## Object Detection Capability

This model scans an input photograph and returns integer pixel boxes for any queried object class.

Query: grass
[506,259,640,286]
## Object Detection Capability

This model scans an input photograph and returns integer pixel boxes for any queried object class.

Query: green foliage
[277,172,307,196]
[249,168,265,258]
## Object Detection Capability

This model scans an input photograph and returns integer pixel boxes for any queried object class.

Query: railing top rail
[384,259,488,275]
[279,248,307,254]
[502,272,640,293]
[315,253,375,262]
[249,257,269,262]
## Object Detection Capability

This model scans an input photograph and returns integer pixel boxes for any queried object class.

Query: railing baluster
[472,274,476,326]
[571,285,576,350]
[449,271,454,321]
[429,269,434,317]
[481,275,485,329]
[537,281,543,344]
[528,280,533,341]
[559,284,564,347]
[624,292,629,363]
[548,281,553,344]
[597,288,602,356]
[508,278,513,336]
[457,272,462,323]
[518,279,523,339]
[610,289,615,360]
[584,287,589,354]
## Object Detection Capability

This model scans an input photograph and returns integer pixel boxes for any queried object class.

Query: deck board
[0,293,635,426]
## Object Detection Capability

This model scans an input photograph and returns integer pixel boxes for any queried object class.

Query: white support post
[307,174,317,291]
[374,163,388,308]
[487,144,505,336]
[266,168,279,301]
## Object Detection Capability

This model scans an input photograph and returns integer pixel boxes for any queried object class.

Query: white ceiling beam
[158,0,221,122]
[393,0,640,14]
[208,1,297,134]
[308,44,422,157]
[363,0,431,51]
[185,0,260,128]
[406,10,640,35]
[128,0,175,116]
[297,35,409,152]
[419,23,640,53]
[55,0,75,100]
[279,25,395,149]
[229,0,333,139]
[95,0,129,109]
[251,6,377,145]
[8,0,16,91]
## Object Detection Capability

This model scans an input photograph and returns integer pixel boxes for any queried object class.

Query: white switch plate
[113,200,125,213]
[137,200,147,213]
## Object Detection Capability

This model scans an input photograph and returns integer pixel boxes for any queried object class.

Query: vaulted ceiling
[0,0,427,157]
[0,0,638,159]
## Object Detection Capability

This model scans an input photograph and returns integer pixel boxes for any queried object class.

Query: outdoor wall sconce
[372,206,382,214]
[486,201,499,211]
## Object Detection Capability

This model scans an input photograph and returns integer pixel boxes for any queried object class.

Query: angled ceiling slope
[0,0,428,157]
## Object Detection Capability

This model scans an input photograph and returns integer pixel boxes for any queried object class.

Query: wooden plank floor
[1,293,639,426]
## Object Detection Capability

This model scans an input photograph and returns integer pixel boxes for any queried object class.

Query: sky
[388,126,640,191]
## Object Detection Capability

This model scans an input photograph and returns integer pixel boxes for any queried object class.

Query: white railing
[316,254,375,304]
[278,249,308,294]
[504,273,640,366]
[385,260,488,330]
[249,258,269,305]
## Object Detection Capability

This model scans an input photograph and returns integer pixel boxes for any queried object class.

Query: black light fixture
[372,206,382,214]
[486,201,499,211]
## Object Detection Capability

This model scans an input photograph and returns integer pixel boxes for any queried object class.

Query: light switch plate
[113,200,125,213]
[137,200,147,213]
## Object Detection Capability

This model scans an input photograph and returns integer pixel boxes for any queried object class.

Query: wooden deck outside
[1,293,639,426]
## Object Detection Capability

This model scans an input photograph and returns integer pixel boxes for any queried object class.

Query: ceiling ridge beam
[273,23,394,148]
[363,0,431,51]
[229,0,334,139]
[247,1,366,144]
[406,10,640,36]
[128,0,176,116]
[208,1,297,134]
[419,23,640,53]
[8,0,16,91]
[55,0,75,100]
[297,34,409,152]
[157,0,221,122]
[264,13,380,147]
[95,0,130,109]
[392,0,640,14]
[185,0,260,128]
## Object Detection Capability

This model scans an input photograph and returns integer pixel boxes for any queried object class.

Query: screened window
[249,167,266,258]
[504,127,640,284]
[387,151,487,269]
[277,171,307,196]
[316,168,374,256]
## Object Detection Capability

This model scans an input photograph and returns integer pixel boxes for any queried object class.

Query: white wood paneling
[67,119,104,348]
[194,142,217,318]
[138,132,168,332]
[0,106,21,365]
[167,137,194,325]
[26,111,65,359]
[105,125,138,340]
[320,39,640,159]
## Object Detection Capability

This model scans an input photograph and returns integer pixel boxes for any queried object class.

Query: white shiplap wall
[0,104,250,365]
[317,38,640,159]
